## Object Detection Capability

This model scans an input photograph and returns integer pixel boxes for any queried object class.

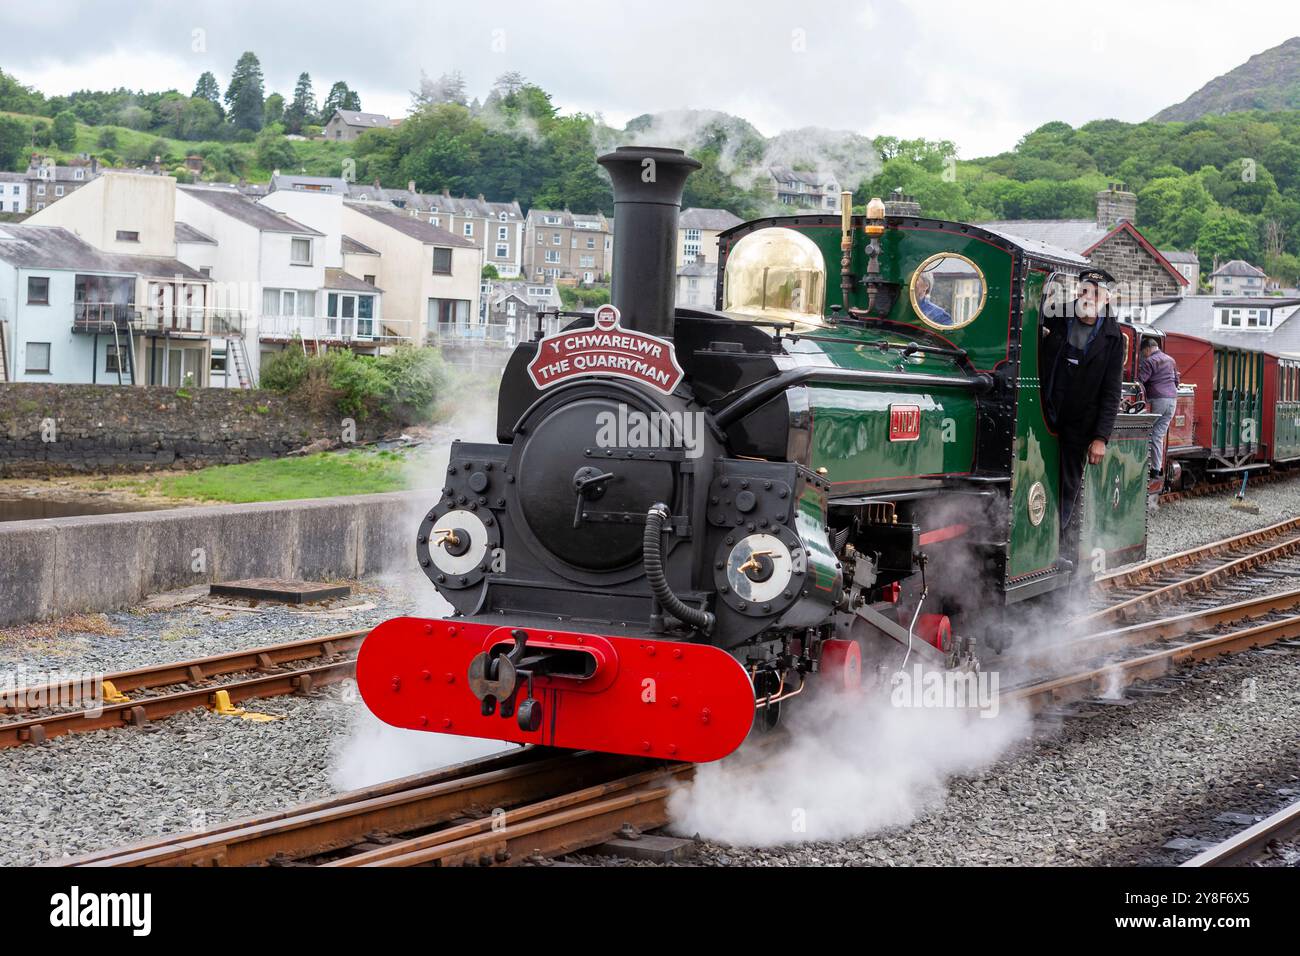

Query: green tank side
[1007,270,1061,579]
[1077,413,1154,571]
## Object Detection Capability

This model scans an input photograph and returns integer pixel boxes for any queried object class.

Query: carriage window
[908,253,986,331]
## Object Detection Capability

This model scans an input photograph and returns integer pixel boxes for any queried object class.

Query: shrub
[259,344,308,391]
[258,344,445,424]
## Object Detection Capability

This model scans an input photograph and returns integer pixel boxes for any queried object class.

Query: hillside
[1153,36,1300,122]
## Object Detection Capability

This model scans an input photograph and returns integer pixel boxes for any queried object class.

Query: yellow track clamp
[210,689,281,722]
[101,680,130,704]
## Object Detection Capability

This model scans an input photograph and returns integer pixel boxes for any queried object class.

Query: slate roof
[679,208,743,231]
[1153,294,1300,356]
[0,224,206,280]
[330,110,393,129]
[324,267,382,293]
[1160,249,1200,265]
[1210,259,1267,278]
[179,186,323,235]
[269,174,350,194]
[976,218,1109,255]
[341,234,380,256]
[344,201,475,247]
[174,221,217,245]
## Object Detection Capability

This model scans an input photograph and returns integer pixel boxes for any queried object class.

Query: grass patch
[155,449,415,503]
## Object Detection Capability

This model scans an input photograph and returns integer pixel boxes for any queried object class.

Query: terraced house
[523,209,612,285]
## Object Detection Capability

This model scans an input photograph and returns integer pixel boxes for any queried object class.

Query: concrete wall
[0,491,423,626]
[29,173,178,257]
[0,382,397,476]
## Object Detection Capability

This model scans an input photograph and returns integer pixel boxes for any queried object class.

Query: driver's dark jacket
[1040,308,1125,447]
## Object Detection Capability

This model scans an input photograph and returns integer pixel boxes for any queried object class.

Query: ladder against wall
[109,322,137,386]
[228,335,256,389]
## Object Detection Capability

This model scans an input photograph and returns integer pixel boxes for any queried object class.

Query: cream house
[26,172,221,386]
[340,201,479,344]
[676,208,743,268]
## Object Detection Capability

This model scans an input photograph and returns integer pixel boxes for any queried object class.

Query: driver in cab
[1041,267,1125,547]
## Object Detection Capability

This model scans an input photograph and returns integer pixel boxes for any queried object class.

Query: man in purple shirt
[1138,336,1180,478]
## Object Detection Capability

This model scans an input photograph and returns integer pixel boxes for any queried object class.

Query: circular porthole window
[909,252,987,331]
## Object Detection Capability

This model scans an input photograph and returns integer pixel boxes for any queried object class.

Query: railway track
[1181,799,1300,867]
[60,747,686,867]
[1084,517,1300,629]
[0,630,365,747]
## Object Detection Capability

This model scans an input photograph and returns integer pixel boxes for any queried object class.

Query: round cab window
[909,253,986,331]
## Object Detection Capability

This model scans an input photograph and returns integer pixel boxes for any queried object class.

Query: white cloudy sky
[3,0,1299,157]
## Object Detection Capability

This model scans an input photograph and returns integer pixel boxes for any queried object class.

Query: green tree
[254,125,296,171]
[51,110,77,150]
[96,128,118,150]
[192,71,223,114]
[177,97,223,140]
[0,115,28,170]
[322,81,361,118]
[285,73,316,133]
[1197,208,1258,271]
[263,92,285,128]
[224,52,265,132]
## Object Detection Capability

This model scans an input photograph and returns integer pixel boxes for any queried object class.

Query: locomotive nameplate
[889,404,921,442]
[527,304,685,395]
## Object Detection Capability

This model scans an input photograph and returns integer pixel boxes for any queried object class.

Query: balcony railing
[72,303,248,337]
[257,313,415,344]
[428,321,517,348]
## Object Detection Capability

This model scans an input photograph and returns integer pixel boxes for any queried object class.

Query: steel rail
[63,750,660,867]
[1181,799,1300,867]
[1081,533,1300,628]
[1094,517,1300,592]
[1,629,367,715]
[1005,612,1300,713]
[1,658,356,748]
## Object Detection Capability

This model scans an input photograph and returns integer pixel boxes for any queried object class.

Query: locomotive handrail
[711,366,995,429]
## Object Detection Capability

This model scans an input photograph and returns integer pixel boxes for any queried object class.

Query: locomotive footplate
[356,618,756,763]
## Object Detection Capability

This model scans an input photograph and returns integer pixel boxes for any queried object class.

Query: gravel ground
[2,476,1299,867]
[1144,471,1300,560]
[566,647,1300,867]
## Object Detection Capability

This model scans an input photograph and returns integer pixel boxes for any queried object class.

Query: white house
[1210,259,1267,297]
[0,172,28,215]
[175,184,336,383]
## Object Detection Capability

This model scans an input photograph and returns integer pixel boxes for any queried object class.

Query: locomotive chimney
[597,146,701,339]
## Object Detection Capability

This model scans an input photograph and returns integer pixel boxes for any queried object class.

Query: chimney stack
[1096,182,1137,230]
[408,180,416,193]
[884,188,922,218]
[596,146,700,340]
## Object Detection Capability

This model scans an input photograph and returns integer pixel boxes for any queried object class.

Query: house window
[429,297,470,326]
[363,274,376,285]
[36,184,45,196]
[35,202,44,210]
[432,247,453,274]
[497,226,508,241]
[543,215,561,225]
[552,233,562,245]
[535,233,543,245]
[684,242,700,259]
[495,243,508,258]
[291,237,312,265]
[116,230,140,242]
[463,223,473,237]
[55,186,64,197]
[75,168,85,180]
[26,342,51,373]
[429,216,440,227]
[545,250,560,264]
[580,255,594,268]
[199,266,212,278]
[685,229,701,242]
[586,237,595,249]
[499,212,508,221]
[27,276,49,304]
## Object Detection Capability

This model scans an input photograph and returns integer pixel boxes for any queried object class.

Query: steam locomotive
[356,146,1156,763]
